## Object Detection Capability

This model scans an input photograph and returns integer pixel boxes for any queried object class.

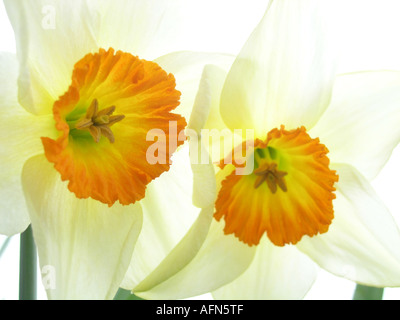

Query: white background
[1,0,400,300]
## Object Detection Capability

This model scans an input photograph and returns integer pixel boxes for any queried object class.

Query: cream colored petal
[187,64,244,167]
[120,145,206,289]
[310,71,400,181]
[187,64,230,134]
[213,238,317,300]
[154,51,235,123]
[4,0,99,115]
[131,164,256,300]
[220,0,336,137]
[185,64,235,208]
[0,52,55,236]
[297,164,400,287]
[188,133,217,209]
[21,155,143,300]
[191,161,217,209]
[97,0,188,60]
[129,205,214,294]
[134,219,256,300]
[97,0,269,60]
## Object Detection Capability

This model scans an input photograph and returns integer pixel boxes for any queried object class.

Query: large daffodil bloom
[0,0,236,299]
[129,0,400,300]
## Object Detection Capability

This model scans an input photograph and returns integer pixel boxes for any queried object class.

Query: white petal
[213,238,317,300]
[185,64,237,207]
[134,219,256,300]
[97,0,270,59]
[310,71,400,180]
[21,155,143,300]
[121,145,210,289]
[297,163,400,287]
[189,134,217,208]
[4,0,99,114]
[191,161,217,209]
[0,52,55,236]
[130,205,214,293]
[188,64,244,166]
[154,51,235,123]
[130,159,255,299]
[188,65,228,134]
[220,0,336,136]
[96,0,190,60]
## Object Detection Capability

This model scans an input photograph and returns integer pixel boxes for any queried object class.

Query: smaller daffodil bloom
[129,0,400,300]
[0,0,236,299]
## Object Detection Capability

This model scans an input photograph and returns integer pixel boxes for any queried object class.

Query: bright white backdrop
[1,0,400,300]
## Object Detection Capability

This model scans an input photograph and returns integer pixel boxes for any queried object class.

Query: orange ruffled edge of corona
[215,126,339,247]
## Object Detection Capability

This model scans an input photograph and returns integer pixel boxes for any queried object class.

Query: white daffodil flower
[130,0,400,300]
[0,0,240,299]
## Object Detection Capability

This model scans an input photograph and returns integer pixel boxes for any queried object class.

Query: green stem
[0,237,12,259]
[113,288,144,300]
[19,225,37,300]
[353,284,384,300]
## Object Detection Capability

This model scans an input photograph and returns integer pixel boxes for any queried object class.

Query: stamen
[75,99,125,143]
[93,115,110,125]
[108,115,125,126]
[89,126,101,143]
[97,105,116,117]
[99,126,115,143]
[86,99,99,119]
[253,162,288,193]
[75,119,93,130]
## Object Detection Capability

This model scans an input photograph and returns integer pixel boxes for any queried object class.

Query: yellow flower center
[41,48,186,206]
[215,126,339,247]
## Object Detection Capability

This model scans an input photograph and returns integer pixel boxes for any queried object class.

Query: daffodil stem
[19,225,37,300]
[113,288,144,300]
[353,284,384,300]
[0,236,12,259]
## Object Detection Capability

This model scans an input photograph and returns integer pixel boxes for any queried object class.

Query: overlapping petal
[155,52,236,209]
[188,64,240,165]
[134,219,257,300]
[120,145,205,289]
[128,165,255,299]
[155,51,235,123]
